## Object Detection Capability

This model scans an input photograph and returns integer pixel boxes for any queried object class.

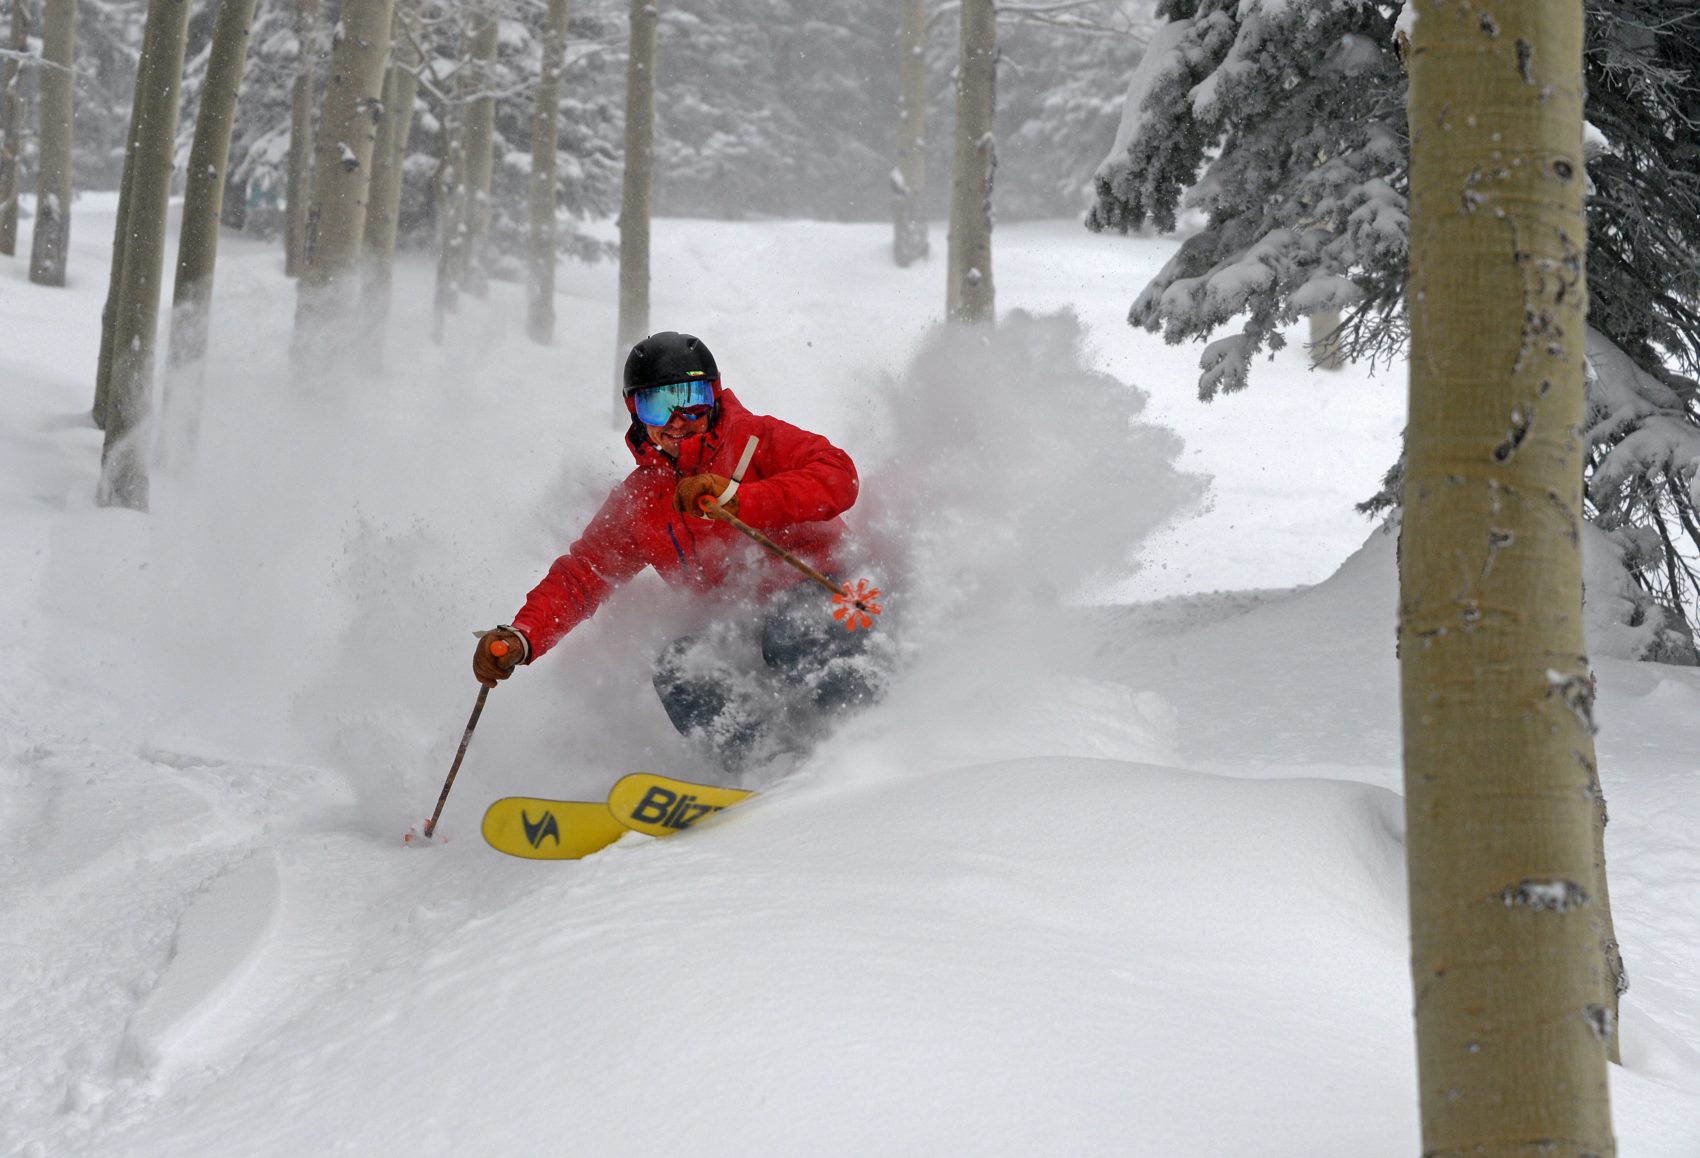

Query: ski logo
[605,775,754,840]
[521,809,561,848]
[625,786,723,831]
[482,798,630,860]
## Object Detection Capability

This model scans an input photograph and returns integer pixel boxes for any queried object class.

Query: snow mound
[120,851,283,1076]
[65,758,1419,1158]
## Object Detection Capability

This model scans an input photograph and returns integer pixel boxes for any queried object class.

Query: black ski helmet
[622,331,720,397]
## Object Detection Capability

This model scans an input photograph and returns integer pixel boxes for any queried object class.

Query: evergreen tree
[1089,0,1700,656]
[651,0,862,221]
[1578,2,1700,657]
[1087,0,1408,394]
[993,1,1149,220]
[645,0,1140,225]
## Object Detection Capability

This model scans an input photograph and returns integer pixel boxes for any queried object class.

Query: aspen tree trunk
[0,0,30,256]
[891,0,927,268]
[357,4,418,363]
[27,0,73,286]
[457,4,499,299]
[1402,3,1617,1154]
[363,53,418,270]
[162,0,259,467]
[93,92,142,430]
[364,64,403,255]
[614,0,657,405]
[284,0,320,278]
[946,0,994,323]
[97,0,192,511]
[219,165,245,228]
[527,0,571,345]
[1308,309,1344,371]
[432,23,468,339]
[293,0,396,365]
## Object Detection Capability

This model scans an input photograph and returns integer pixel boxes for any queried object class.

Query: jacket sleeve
[731,415,859,529]
[510,480,652,660]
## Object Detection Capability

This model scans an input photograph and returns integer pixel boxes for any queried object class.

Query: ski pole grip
[489,639,510,658]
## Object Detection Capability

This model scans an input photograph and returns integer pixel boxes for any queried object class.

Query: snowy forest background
[3,0,1700,1153]
[6,0,1143,249]
[6,0,1696,655]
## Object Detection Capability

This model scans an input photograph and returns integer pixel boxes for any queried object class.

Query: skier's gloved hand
[674,473,738,520]
[473,626,528,687]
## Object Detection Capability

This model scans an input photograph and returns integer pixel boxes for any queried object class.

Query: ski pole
[698,497,883,631]
[413,638,509,841]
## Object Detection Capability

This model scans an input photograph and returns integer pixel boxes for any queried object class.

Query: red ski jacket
[511,389,859,660]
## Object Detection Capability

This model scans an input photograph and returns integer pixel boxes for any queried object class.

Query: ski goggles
[631,379,716,426]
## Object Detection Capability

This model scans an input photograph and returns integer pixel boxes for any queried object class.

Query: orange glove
[473,627,527,687]
[674,473,739,520]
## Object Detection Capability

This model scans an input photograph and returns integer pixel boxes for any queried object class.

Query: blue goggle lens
[632,379,716,425]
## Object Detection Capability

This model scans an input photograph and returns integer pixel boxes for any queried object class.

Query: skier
[473,331,883,771]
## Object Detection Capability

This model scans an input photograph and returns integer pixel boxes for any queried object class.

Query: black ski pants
[651,583,884,771]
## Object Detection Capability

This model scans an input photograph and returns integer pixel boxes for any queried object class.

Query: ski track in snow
[1,208,1697,1155]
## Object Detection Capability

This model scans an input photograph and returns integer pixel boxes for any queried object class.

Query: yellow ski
[481,798,630,860]
[607,774,754,838]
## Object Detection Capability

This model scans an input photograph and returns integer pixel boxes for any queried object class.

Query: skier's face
[646,409,711,458]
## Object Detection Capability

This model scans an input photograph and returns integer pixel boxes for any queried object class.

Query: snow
[1095,16,1193,181]
[2,199,1698,1156]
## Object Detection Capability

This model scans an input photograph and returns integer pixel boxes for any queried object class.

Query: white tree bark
[432,13,470,338]
[284,0,321,278]
[293,0,398,366]
[162,0,260,468]
[98,0,193,510]
[457,4,499,299]
[358,0,420,362]
[527,0,571,345]
[891,0,928,267]
[0,0,31,256]
[614,0,657,406]
[27,0,73,286]
[1307,309,1344,371]
[946,0,995,323]
[1402,2,1618,1152]
[93,88,142,431]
